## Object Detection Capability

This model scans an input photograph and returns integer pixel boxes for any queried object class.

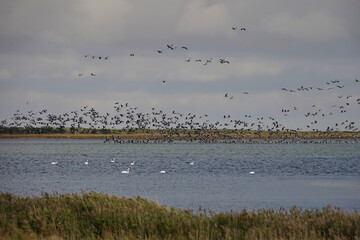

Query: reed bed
[0,192,359,239]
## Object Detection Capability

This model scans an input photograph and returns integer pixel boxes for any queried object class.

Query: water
[0,139,359,212]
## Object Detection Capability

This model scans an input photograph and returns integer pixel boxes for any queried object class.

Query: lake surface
[1,139,359,212]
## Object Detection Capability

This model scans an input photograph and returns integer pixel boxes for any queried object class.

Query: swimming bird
[160,170,166,174]
[85,160,88,165]
[51,161,58,165]
[249,171,255,174]
[121,168,130,174]
[190,161,194,165]
[232,27,237,30]
[110,157,115,163]
[130,161,135,166]
[90,73,96,76]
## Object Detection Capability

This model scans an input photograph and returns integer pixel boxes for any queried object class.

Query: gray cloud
[0,0,359,130]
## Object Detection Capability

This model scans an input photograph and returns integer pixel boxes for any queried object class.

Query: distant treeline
[0,192,359,240]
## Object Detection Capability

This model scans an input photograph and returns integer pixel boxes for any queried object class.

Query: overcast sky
[1,0,359,130]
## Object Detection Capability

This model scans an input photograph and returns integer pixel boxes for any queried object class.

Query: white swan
[51,161,58,165]
[130,161,135,166]
[121,168,130,174]
[190,161,194,165]
[160,170,166,174]
[249,171,255,175]
[110,157,115,163]
[85,160,88,165]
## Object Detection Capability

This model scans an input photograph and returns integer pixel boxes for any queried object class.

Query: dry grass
[0,192,359,240]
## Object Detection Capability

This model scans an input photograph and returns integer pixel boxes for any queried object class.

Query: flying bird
[167,44,175,50]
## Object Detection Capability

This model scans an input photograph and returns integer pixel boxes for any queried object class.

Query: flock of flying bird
[2,26,359,143]
[78,26,247,77]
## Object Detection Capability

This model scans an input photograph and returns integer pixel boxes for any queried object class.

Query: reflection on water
[0,139,359,212]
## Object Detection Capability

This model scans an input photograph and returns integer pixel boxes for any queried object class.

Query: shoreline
[0,132,359,140]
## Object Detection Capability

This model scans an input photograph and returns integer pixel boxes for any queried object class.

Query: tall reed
[0,191,359,239]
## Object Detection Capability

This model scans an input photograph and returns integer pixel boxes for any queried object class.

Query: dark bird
[157,50,162,53]
[78,73,84,77]
[219,59,230,64]
[185,58,191,62]
[356,79,359,82]
[225,93,228,98]
[203,58,212,65]
[240,27,246,31]
[167,44,175,50]
[130,54,135,57]
[232,27,237,30]
[162,80,166,83]
[91,73,96,76]
[181,46,188,50]
[242,92,248,94]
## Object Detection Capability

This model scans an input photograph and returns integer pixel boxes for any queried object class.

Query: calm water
[0,139,360,212]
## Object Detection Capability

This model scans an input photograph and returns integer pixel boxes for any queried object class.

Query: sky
[0,0,359,131]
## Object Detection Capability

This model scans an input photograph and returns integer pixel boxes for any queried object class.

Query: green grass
[0,192,359,239]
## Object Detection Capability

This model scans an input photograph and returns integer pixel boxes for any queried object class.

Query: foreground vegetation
[0,192,359,239]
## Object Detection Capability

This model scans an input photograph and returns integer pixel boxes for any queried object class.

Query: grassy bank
[0,192,359,239]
